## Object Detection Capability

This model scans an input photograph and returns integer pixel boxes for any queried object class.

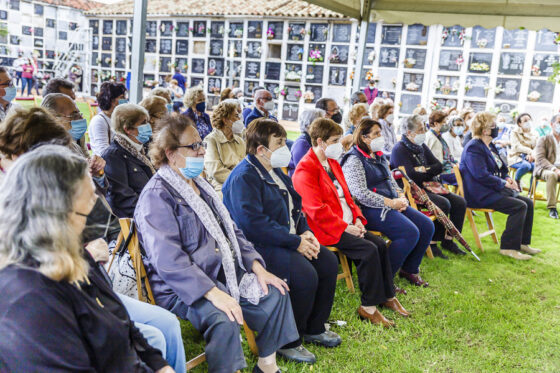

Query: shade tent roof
[307,0,560,31]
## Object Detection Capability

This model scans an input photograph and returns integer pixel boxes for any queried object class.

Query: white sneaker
[520,245,541,255]
[500,250,532,260]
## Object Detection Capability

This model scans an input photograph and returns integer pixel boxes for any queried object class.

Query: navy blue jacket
[460,138,508,208]
[244,107,278,128]
[102,140,154,218]
[223,154,310,280]
[390,140,443,186]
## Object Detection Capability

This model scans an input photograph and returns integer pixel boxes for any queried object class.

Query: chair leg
[531,178,537,205]
[338,252,355,293]
[425,245,434,259]
[186,353,206,370]
[485,212,499,244]
[243,322,259,356]
[466,209,483,251]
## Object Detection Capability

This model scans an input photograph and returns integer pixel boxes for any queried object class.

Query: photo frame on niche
[208,58,224,77]
[265,62,281,81]
[209,39,223,56]
[310,23,328,42]
[306,65,324,84]
[495,77,521,100]
[245,61,260,79]
[288,23,306,41]
[159,39,172,55]
[267,22,283,40]
[246,41,262,59]
[328,66,347,86]
[247,21,263,39]
[103,20,113,35]
[379,47,399,67]
[499,52,525,75]
[381,25,402,45]
[116,20,127,35]
[287,44,304,61]
[329,44,349,64]
[192,21,206,37]
[176,22,189,37]
[210,21,225,38]
[102,37,112,50]
[406,24,428,45]
[332,24,351,43]
[191,58,205,74]
[145,39,156,53]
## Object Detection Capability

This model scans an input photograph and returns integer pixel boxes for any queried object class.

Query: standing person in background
[242,86,265,121]
[89,82,128,156]
[442,116,466,162]
[508,113,538,191]
[363,78,379,105]
[182,86,212,140]
[169,79,183,102]
[31,56,40,96]
[0,67,19,122]
[377,102,397,155]
[172,67,186,93]
[20,58,34,97]
[13,54,25,90]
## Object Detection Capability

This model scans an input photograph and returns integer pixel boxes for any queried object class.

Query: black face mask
[490,127,499,138]
[81,197,120,244]
[331,112,343,124]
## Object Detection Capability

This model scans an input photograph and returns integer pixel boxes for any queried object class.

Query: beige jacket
[203,129,246,194]
[507,126,537,166]
[534,134,559,177]
[425,130,444,163]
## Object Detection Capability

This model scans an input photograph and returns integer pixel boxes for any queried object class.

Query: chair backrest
[452,164,465,198]
[398,166,418,209]
[281,167,288,175]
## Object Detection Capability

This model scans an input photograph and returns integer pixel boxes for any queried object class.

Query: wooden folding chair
[453,165,498,251]
[529,173,560,206]
[326,246,355,293]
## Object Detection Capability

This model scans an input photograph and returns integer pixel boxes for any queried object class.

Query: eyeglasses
[178,141,207,151]
[260,97,273,102]
[0,81,14,88]
[59,111,84,120]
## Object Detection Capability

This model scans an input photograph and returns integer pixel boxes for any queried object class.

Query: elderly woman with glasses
[287,108,325,176]
[134,114,299,373]
[102,103,155,218]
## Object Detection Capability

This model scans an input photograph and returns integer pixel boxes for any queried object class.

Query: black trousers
[486,195,533,250]
[334,232,395,307]
[278,245,338,348]
[427,192,467,241]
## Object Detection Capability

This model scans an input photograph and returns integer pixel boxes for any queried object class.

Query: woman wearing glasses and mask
[292,118,405,328]
[134,114,299,373]
[102,103,155,218]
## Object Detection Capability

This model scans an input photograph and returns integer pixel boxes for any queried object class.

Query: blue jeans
[118,294,186,373]
[21,77,33,96]
[363,206,434,275]
[510,159,534,182]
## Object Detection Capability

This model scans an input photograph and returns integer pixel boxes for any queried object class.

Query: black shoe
[303,330,342,348]
[442,240,466,255]
[253,365,281,373]
[549,208,559,219]
[277,345,317,364]
[430,244,448,259]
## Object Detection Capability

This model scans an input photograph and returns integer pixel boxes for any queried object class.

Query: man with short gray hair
[244,89,278,127]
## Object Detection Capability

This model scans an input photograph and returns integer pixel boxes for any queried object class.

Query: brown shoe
[357,306,395,328]
[394,285,407,295]
[382,298,410,317]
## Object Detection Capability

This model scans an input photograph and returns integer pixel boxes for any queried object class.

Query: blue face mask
[195,102,206,113]
[452,126,465,136]
[135,123,152,144]
[166,103,173,113]
[2,86,17,102]
[69,118,88,141]
[118,99,129,105]
[179,156,205,179]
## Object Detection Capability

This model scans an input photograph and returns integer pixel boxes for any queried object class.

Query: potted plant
[308,49,323,64]
[303,90,315,103]
[527,90,541,102]
[405,82,419,92]
[266,27,275,39]
[403,57,416,68]
[476,38,488,48]
[531,65,541,76]
[367,50,376,64]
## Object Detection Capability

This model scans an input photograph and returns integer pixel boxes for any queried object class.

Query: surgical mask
[490,127,499,138]
[232,120,244,134]
[440,123,450,133]
[81,197,116,244]
[497,122,507,129]
[263,101,275,112]
[267,145,291,168]
[166,103,173,113]
[522,121,532,130]
[179,156,205,179]
[331,112,343,124]
[136,123,152,144]
[118,99,128,105]
[69,118,87,141]
[386,114,394,124]
[466,119,473,128]
[452,126,465,136]
[324,142,343,159]
[413,133,426,145]
[554,124,560,135]
[2,86,17,102]
[195,102,206,113]
[369,136,385,153]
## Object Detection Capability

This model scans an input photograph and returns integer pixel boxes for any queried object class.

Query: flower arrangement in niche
[285,70,302,81]
[198,23,206,34]
[211,86,221,94]
[430,99,442,111]
[470,62,490,72]
[441,28,448,45]
[104,57,112,65]
[267,27,274,39]
[188,26,194,34]
[476,38,488,48]
[295,89,302,99]
[528,90,541,102]
[531,65,541,76]
[273,86,281,95]
[234,29,243,38]
[303,90,315,103]
[510,109,519,120]
[208,67,216,76]
[456,55,464,66]
[494,85,505,95]
[391,77,397,87]
[405,82,419,92]
[403,57,416,68]
[329,54,341,63]
[365,70,376,81]
[279,88,287,96]
[167,61,176,69]
[183,63,188,70]
[308,49,323,64]
[367,50,376,64]
[464,82,472,92]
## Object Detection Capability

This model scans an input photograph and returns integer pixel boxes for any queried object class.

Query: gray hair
[111,103,149,134]
[399,114,424,135]
[222,98,242,110]
[41,93,73,113]
[551,114,560,124]
[447,115,464,126]
[299,108,326,133]
[0,145,89,282]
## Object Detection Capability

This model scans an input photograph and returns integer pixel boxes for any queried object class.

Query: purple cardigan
[288,132,312,177]
[134,173,264,310]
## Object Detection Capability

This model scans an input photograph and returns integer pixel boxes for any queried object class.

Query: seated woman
[341,119,434,287]
[293,118,408,327]
[288,108,325,176]
[493,115,512,160]
[140,95,169,127]
[0,145,173,373]
[508,113,538,190]
[204,100,246,195]
[223,119,340,364]
[390,114,467,258]
[182,86,212,140]
[460,112,540,260]
[341,103,369,150]
[425,110,457,185]
[442,115,466,162]
[102,103,156,218]
[376,102,397,155]
[134,114,299,373]
[89,81,127,156]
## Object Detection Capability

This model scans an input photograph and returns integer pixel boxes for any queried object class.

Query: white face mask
[267,145,291,168]
[232,120,244,134]
[522,121,532,130]
[413,133,426,145]
[369,136,385,153]
[263,101,275,112]
[554,124,560,134]
[324,142,343,159]
[386,114,394,124]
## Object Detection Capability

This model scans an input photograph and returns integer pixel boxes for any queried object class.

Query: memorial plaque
[329,44,349,64]
[246,41,262,59]
[193,21,206,37]
[495,77,521,100]
[208,77,222,94]
[173,39,187,55]
[245,61,260,79]
[232,61,243,78]
[402,73,423,92]
[145,39,156,53]
[282,103,299,121]
[92,36,99,50]
[244,80,258,96]
[116,20,127,35]
[228,40,242,57]
[285,86,302,102]
[363,47,375,65]
[176,22,189,37]
[265,62,281,81]
[46,50,55,59]
[471,26,496,49]
[175,57,188,71]
[528,79,555,103]
[247,21,263,39]
[22,26,32,36]
[191,77,203,88]
[499,52,525,75]
[441,25,464,47]
[379,47,399,67]
[400,94,421,114]
[464,75,490,97]
[332,23,351,43]
[192,58,205,74]
[535,29,558,52]
[308,44,326,63]
[468,52,493,73]
[403,48,427,69]
[34,4,43,15]
[381,25,402,45]
[47,19,56,28]
[33,38,42,47]
[464,100,487,112]
[159,39,172,55]
[502,28,528,49]
[438,49,462,71]
[115,53,126,68]
[102,37,112,50]
[306,65,324,84]
[265,82,280,99]
[210,21,224,38]
[287,44,304,61]
[115,37,126,53]
[366,22,377,43]
[146,21,157,37]
[159,57,172,72]
[160,21,173,36]
[267,22,283,40]
[310,23,328,42]
[209,39,223,56]
[229,22,243,38]
[103,20,113,35]
[435,75,460,96]
[328,66,347,86]
[0,10,6,20]
[304,85,322,104]
[208,58,224,77]
[532,53,559,77]
[34,27,43,37]
[406,24,429,45]
[101,53,111,68]
[288,23,306,41]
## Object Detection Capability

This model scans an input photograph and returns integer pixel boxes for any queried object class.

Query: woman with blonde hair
[369,97,386,120]
[183,86,212,139]
[140,95,168,127]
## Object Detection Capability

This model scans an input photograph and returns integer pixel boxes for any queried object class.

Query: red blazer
[292,148,366,246]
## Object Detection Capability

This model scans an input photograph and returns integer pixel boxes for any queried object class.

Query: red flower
[375,151,383,157]
[372,187,377,192]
